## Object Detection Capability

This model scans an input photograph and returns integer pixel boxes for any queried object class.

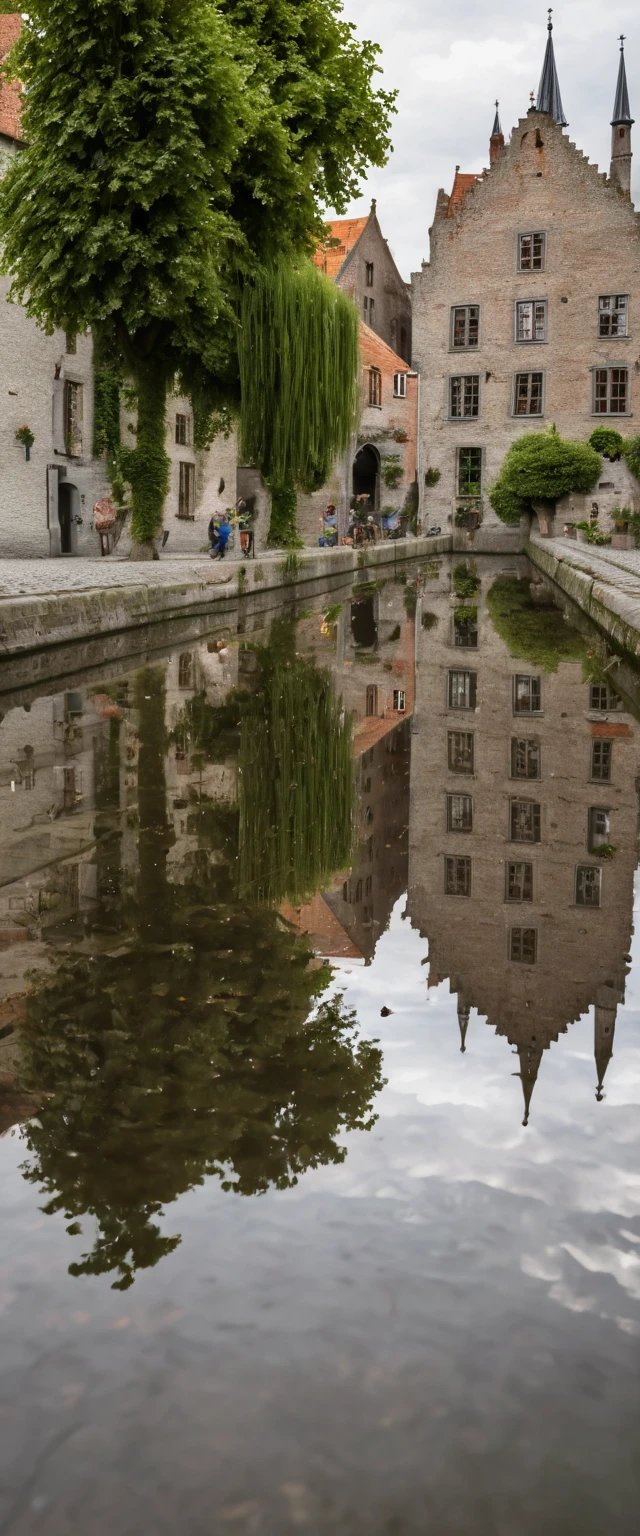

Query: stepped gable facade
[313,201,412,363]
[406,554,638,1123]
[411,23,640,547]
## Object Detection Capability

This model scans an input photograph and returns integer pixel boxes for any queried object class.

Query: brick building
[296,206,418,544]
[411,22,640,548]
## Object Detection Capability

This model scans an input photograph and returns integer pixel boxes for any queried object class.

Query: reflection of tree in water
[20,663,381,1290]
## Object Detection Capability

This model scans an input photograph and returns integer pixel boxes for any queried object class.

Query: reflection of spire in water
[513,1042,543,1127]
[594,996,617,1102]
[457,999,471,1053]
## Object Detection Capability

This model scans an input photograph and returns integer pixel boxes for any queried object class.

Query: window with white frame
[576,865,602,907]
[368,368,382,406]
[593,367,628,415]
[510,927,537,963]
[598,295,628,338]
[518,232,546,271]
[513,371,544,416]
[451,305,479,349]
[448,670,477,710]
[445,855,471,897]
[513,675,541,714]
[393,689,406,712]
[515,300,547,343]
[447,793,473,832]
[506,862,533,902]
[450,375,479,419]
[394,372,407,398]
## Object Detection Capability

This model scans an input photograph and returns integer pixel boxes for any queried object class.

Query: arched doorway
[58,483,79,556]
[352,444,379,511]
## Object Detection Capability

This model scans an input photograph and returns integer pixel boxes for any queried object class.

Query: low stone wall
[0,535,453,672]
[526,535,640,661]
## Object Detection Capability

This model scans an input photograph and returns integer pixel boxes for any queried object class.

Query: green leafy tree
[0,2,394,549]
[489,428,602,525]
[18,661,382,1289]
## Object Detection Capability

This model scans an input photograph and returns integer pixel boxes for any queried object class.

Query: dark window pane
[588,807,611,852]
[591,740,612,781]
[514,675,541,713]
[511,738,540,779]
[448,731,475,774]
[447,793,473,832]
[445,856,471,896]
[576,866,602,907]
[510,799,541,843]
[510,927,537,962]
[506,862,533,902]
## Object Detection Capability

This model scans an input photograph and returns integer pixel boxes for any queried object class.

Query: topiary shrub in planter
[489,427,602,524]
[589,427,624,461]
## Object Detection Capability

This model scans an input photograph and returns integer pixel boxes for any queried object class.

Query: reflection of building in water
[285,580,414,963]
[407,556,639,1118]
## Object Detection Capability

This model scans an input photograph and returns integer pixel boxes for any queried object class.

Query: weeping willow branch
[238,649,353,905]
[238,263,360,496]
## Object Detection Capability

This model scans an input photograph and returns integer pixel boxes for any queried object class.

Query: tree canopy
[489,428,602,525]
[0,1,394,544]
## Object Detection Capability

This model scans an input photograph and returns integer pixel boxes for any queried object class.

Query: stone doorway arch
[352,444,380,512]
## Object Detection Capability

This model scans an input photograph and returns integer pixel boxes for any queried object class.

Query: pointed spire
[457,1000,470,1053]
[612,37,633,125]
[492,100,502,137]
[537,11,568,127]
[490,99,505,165]
[594,998,617,1102]
[513,1043,543,1127]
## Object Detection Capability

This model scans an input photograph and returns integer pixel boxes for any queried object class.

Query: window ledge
[591,412,631,419]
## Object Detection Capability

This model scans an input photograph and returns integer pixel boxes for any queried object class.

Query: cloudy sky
[332,0,639,279]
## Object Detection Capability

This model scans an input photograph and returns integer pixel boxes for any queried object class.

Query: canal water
[1,555,639,1534]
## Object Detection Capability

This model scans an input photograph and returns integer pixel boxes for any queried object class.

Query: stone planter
[611,533,634,549]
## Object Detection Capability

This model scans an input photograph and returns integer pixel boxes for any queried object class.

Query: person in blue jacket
[209,514,232,559]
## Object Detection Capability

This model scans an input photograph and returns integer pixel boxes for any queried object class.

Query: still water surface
[1,556,639,1533]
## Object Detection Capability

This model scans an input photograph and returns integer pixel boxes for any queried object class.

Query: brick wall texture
[411,111,640,539]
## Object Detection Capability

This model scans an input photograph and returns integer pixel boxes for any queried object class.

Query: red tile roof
[448,171,480,215]
[313,216,369,281]
[0,14,23,142]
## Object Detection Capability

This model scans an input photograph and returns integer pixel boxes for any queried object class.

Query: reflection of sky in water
[2,881,639,1531]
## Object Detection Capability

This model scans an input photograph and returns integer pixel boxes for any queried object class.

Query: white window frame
[450,305,480,351]
[393,372,407,398]
[517,232,546,273]
[598,295,628,338]
[393,688,406,712]
[449,375,480,420]
[512,371,545,417]
[515,299,547,344]
[513,675,542,715]
[592,366,629,416]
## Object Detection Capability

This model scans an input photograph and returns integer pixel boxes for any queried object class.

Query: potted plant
[15,424,35,462]
[611,506,634,549]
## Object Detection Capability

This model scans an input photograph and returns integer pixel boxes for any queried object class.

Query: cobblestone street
[0,552,286,600]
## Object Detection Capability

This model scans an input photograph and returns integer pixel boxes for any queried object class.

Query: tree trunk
[128,365,171,558]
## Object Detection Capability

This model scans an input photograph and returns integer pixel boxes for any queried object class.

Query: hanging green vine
[238,262,360,498]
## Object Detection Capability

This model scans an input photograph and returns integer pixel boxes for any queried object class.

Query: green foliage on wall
[589,427,624,460]
[622,435,640,482]
[489,428,603,524]
[239,262,360,497]
[381,457,403,489]
[269,484,303,548]
[453,562,480,598]
[486,577,590,672]
[119,368,171,544]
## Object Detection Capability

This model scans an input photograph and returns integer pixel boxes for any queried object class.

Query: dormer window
[394,372,407,398]
[518,232,546,271]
